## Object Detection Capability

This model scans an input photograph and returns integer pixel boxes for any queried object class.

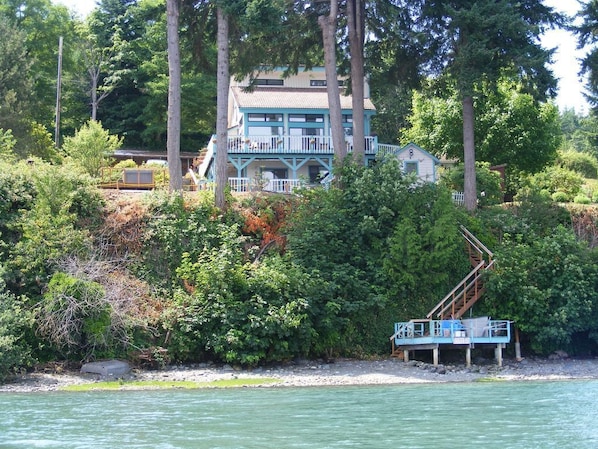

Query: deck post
[465,346,471,367]
[433,347,439,366]
[495,344,503,367]
[404,350,409,362]
[515,326,522,361]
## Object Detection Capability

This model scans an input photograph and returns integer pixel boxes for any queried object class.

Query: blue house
[195,68,439,192]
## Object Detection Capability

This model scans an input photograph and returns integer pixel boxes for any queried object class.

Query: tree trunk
[318,0,345,163]
[166,0,183,191]
[215,7,230,211]
[347,0,365,161]
[463,95,477,211]
[90,70,98,121]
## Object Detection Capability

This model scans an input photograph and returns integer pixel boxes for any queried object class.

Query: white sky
[54,0,590,114]
[542,0,589,114]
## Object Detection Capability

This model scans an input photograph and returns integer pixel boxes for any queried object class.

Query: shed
[394,142,440,183]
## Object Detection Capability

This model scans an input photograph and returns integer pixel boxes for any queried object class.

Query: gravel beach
[2,356,597,392]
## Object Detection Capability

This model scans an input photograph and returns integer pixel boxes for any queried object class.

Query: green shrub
[0,129,16,162]
[62,120,122,178]
[37,272,108,357]
[484,226,598,355]
[166,240,316,365]
[557,150,598,179]
[574,194,592,204]
[551,191,569,202]
[138,191,230,290]
[0,285,34,380]
[529,166,583,198]
[439,161,503,206]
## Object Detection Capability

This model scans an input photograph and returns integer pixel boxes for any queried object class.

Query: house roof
[396,142,441,164]
[231,86,376,111]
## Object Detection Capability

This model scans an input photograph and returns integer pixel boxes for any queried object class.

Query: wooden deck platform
[390,317,511,367]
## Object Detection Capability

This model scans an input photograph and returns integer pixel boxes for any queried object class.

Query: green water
[1,380,597,448]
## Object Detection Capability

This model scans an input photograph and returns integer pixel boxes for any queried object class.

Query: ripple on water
[0,381,597,449]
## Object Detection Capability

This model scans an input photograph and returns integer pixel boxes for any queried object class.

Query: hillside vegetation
[2,158,598,380]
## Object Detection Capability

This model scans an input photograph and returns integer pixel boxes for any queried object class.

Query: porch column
[465,347,472,368]
[432,347,439,366]
[403,350,409,363]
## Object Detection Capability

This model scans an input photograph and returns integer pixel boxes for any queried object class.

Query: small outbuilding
[393,142,441,183]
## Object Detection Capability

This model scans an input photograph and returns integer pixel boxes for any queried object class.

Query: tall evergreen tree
[577,0,598,109]
[419,0,559,210]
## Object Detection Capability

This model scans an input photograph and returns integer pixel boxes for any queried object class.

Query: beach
[2,355,597,392]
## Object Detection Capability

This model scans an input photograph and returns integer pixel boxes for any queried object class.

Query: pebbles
[2,357,597,393]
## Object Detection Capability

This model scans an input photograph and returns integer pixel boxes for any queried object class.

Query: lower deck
[390,317,511,367]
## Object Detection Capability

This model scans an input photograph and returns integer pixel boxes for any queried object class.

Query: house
[195,68,439,192]
[393,142,440,184]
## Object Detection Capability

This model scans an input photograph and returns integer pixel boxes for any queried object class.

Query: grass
[474,377,505,383]
[61,377,282,392]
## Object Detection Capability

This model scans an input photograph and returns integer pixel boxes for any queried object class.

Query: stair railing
[426,261,485,319]
[460,225,493,263]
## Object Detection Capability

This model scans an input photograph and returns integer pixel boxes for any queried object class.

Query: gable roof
[395,142,441,164]
[231,86,376,111]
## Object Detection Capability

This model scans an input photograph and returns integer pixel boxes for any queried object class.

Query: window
[308,165,327,183]
[248,113,282,122]
[260,167,287,179]
[254,78,284,86]
[342,114,353,123]
[404,161,418,175]
[309,79,345,87]
[289,114,324,123]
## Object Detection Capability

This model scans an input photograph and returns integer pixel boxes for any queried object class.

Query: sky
[53,0,590,114]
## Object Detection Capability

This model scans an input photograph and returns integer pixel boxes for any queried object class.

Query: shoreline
[2,356,598,393]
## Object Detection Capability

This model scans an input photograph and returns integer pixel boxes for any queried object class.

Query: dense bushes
[484,227,598,355]
[557,150,598,179]
[439,162,503,206]
[285,159,470,355]
[0,284,33,380]
[4,155,598,379]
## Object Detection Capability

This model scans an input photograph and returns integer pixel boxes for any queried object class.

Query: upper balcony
[217,135,379,156]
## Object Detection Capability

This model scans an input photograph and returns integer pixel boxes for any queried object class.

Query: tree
[62,120,122,177]
[577,0,598,109]
[347,0,365,160]
[318,0,346,163]
[420,0,559,210]
[402,79,561,195]
[0,16,34,147]
[75,20,118,121]
[215,4,230,210]
[560,108,598,157]
[166,0,183,191]
[0,0,77,128]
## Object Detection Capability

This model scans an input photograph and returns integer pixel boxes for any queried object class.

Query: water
[1,380,597,449]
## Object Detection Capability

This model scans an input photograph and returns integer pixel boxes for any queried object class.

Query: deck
[390,317,511,367]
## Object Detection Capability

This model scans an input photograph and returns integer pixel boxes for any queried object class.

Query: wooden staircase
[426,226,494,320]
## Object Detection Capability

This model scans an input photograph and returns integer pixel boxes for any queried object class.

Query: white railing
[376,143,402,157]
[227,177,305,193]
[221,135,378,155]
[264,179,304,193]
[452,191,464,205]
[229,177,250,192]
